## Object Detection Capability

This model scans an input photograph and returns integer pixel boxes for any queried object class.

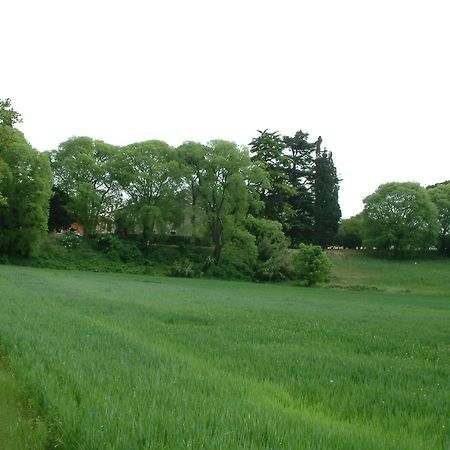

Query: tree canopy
[0,98,22,127]
[51,137,121,237]
[250,129,341,246]
[118,140,182,243]
[362,182,439,253]
[0,124,52,256]
[427,183,450,254]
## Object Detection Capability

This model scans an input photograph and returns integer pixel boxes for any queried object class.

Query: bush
[220,227,258,275]
[60,231,82,249]
[256,250,293,281]
[245,216,293,281]
[293,244,331,286]
[95,234,142,262]
[169,259,198,278]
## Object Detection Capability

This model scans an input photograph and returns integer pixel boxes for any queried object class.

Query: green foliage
[218,225,258,278]
[427,183,450,255]
[48,186,74,232]
[363,182,439,254]
[313,150,341,246]
[249,129,294,225]
[250,130,341,247]
[0,98,22,127]
[118,140,182,243]
[0,171,6,207]
[293,243,331,286]
[196,140,268,262]
[245,216,293,280]
[8,234,213,277]
[113,206,138,238]
[177,141,209,241]
[60,231,82,249]
[95,234,142,262]
[169,258,197,278]
[283,130,316,244]
[337,214,364,248]
[0,126,53,257]
[51,137,121,237]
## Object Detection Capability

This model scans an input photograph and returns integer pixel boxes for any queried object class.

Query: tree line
[4,98,447,271]
[0,100,341,274]
[338,181,450,256]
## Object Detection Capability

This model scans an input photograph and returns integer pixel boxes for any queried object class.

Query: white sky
[2,0,449,218]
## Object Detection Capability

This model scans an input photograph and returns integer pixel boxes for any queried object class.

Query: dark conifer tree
[283,131,316,245]
[249,130,294,226]
[313,149,341,247]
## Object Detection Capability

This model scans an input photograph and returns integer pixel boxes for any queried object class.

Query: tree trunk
[212,217,223,263]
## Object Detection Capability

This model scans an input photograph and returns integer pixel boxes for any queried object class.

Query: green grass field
[0,253,449,449]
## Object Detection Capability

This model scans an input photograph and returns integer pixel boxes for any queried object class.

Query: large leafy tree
[313,149,341,247]
[0,98,23,206]
[427,182,450,255]
[119,140,182,243]
[0,158,7,206]
[363,182,439,253]
[51,137,121,237]
[336,213,364,249]
[197,140,267,262]
[0,124,52,256]
[177,141,209,241]
[0,98,22,127]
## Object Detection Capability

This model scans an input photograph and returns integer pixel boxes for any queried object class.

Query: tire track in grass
[45,300,433,450]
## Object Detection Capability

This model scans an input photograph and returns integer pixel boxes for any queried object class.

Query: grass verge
[0,353,48,450]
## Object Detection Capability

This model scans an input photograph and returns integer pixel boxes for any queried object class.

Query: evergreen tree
[249,130,294,225]
[313,149,341,247]
[283,131,316,245]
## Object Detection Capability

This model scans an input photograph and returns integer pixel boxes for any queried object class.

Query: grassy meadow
[0,253,449,449]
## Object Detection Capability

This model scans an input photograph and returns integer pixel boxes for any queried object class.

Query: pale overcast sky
[2,0,449,217]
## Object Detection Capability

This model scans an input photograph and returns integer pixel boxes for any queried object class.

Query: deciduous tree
[0,126,52,256]
[0,98,22,127]
[51,137,121,237]
[119,140,182,243]
[336,214,364,248]
[427,183,450,255]
[363,182,439,254]
[198,140,267,262]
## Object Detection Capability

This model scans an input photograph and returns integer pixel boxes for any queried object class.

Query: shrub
[221,227,258,273]
[256,250,293,281]
[169,259,197,278]
[60,231,82,249]
[293,244,331,286]
[95,234,142,262]
[245,216,293,281]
